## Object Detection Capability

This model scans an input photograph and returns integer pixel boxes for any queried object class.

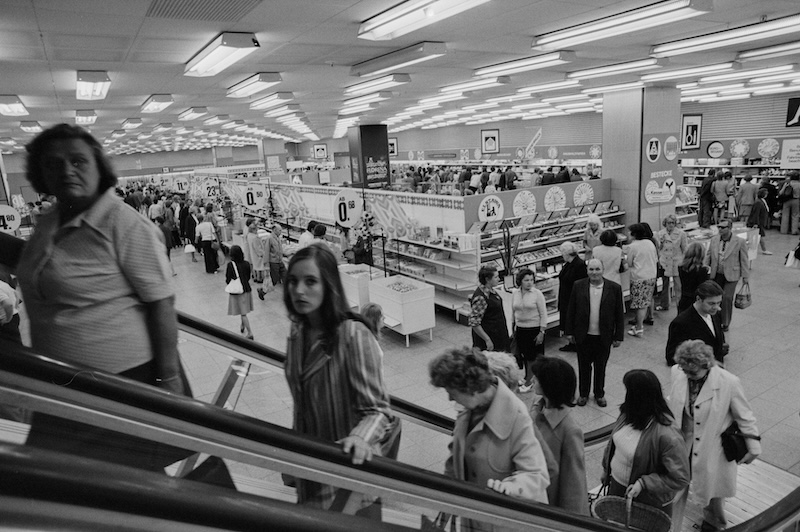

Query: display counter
[369,275,435,347]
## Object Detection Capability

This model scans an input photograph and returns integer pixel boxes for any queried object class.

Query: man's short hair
[696,280,723,300]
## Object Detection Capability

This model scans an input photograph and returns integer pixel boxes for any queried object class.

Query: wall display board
[681,114,702,150]
[641,135,680,207]
[780,139,800,169]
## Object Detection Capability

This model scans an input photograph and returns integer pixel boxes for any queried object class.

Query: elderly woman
[625,223,658,338]
[557,241,587,352]
[582,214,603,262]
[0,124,235,482]
[668,340,761,532]
[656,214,688,311]
[469,265,509,352]
[591,229,623,285]
[430,347,549,531]
[603,369,689,524]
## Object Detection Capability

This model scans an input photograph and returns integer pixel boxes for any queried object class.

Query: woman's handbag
[225,262,244,294]
[721,421,761,462]
[183,243,196,253]
[211,240,221,251]
[734,282,751,309]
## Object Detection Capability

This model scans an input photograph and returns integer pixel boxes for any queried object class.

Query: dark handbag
[211,240,221,251]
[734,282,751,309]
[721,421,760,462]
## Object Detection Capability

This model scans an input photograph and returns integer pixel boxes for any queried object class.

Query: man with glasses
[665,280,726,366]
[705,219,749,332]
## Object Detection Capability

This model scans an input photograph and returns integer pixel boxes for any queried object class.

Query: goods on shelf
[387,281,419,293]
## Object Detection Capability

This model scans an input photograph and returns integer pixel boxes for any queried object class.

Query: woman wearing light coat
[656,214,688,310]
[667,340,760,532]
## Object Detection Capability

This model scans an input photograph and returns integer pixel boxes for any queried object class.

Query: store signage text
[650,170,673,179]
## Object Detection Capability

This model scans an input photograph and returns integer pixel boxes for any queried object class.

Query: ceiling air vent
[146,0,262,22]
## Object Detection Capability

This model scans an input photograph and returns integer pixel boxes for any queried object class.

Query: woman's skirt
[228,291,253,316]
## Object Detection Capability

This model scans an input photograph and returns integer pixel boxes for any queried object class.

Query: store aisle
[166,232,800,486]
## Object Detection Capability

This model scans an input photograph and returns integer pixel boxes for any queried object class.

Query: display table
[338,264,383,310]
[369,275,435,347]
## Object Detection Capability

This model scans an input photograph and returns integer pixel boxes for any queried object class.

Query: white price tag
[0,205,21,234]
[333,188,363,228]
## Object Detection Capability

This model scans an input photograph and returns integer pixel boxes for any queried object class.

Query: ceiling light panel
[122,118,142,129]
[185,32,260,77]
[738,41,800,62]
[350,42,446,77]
[249,92,294,110]
[226,73,282,98]
[568,59,666,80]
[76,71,111,100]
[0,95,28,116]
[203,115,230,125]
[342,91,393,107]
[640,62,736,81]
[344,74,411,96]
[358,0,491,41]
[141,94,174,113]
[532,0,711,50]
[698,64,795,84]
[581,81,644,94]
[265,105,302,118]
[651,13,800,57]
[517,79,580,94]
[178,107,208,121]
[74,110,97,125]
[474,51,575,77]
[440,76,509,93]
[20,121,42,133]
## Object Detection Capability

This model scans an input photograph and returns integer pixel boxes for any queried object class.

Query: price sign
[0,205,21,234]
[173,176,189,193]
[240,183,267,209]
[202,178,219,198]
[333,188,363,228]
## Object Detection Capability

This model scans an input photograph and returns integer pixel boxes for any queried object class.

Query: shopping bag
[785,251,799,269]
[734,283,751,309]
[183,243,196,254]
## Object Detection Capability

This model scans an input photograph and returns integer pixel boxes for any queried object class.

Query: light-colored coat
[667,365,761,504]
[446,379,549,531]
[657,228,688,277]
[705,234,749,282]
[246,232,266,271]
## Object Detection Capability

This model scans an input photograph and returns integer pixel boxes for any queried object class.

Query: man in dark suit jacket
[666,280,726,365]
[557,241,587,352]
[564,259,625,407]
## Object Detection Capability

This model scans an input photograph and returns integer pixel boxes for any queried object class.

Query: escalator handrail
[177,311,614,445]
[0,338,619,532]
[0,443,415,532]
[1,338,799,532]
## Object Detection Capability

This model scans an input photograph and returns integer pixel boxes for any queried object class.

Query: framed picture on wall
[681,114,702,150]
[481,129,499,153]
[313,144,328,159]
[388,137,398,156]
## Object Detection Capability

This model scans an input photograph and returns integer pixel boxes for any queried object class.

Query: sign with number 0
[333,189,363,228]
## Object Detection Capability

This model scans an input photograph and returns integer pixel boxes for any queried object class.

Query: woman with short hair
[677,243,710,314]
[625,224,658,337]
[469,265,509,352]
[656,214,688,311]
[511,268,546,393]
[582,214,603,262]
[592,229,623,285]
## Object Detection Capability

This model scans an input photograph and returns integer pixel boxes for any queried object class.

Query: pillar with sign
[258,139,287,177]
[347,125,390,189]
[602,86,681,228]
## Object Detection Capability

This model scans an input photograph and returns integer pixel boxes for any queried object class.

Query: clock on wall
[573,183,595,206]
[544,186,567,211]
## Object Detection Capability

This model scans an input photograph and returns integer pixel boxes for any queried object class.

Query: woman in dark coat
[225,245,253,339]
[677,242,710,314]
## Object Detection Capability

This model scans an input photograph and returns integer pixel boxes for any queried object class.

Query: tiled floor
[164,228,800,490]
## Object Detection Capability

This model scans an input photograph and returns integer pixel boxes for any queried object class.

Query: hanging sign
[334,188,363,228]
[239,182,268,210]
[0,205,21,234]
[525,128,542,158]
[173,176,189,193]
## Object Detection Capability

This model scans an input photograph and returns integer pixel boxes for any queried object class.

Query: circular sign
[334,188,363,228]
[516,148,525,158]
[512,190,537,216]
[473,148,482,159]
[407,150,415,160]
[478,195,504,222]
[0,205,21,234]
[730,139,750,158]
[547,146,559,159]
[589,145,602,159]
[646,137,661,163]
[544,186,567,211]
[202,177,219,198]
[241,184,267,210]
[757,138,779,158]
[573,183,595,206]
[173,176,189,193]
[664,136,679,161]
[707,141,725,158]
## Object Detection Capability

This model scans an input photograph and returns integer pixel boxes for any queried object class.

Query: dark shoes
[577,397,588,406]
[596,397,607,407]
[257,288,266,300]
[628,318,654,325]
[559,343,577,352]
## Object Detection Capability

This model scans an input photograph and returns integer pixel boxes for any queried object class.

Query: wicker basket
[592,496,672,532]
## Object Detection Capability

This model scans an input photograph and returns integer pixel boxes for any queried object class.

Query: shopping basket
[592,495,672,532]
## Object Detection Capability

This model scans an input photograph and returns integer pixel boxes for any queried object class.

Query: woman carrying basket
[601,369,689,525]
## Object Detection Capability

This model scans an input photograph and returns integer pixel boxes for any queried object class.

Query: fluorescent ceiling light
[748,72,800,84]
[153,123,173,133]
[676,82,698,89]
[752,85,800,96]
[568,58,666,80]
[74,110,97,125]
[264,104,301,118]
[343,91,393,107]
[111,130,126,138]
[345,74,411,96]
[541,94,589,103]
[640,62,736,81]
[517,79,580,93]
[340,103,376,115]
[358,0,490,41]
[474,51,575,77]
[461,102,498,111]
[20,121,42,133]
[652,14,800,57]
[76,71,111,101]
[581,81,645,94]
[122,118,142,130]
[718,84,783,96]
[178,107,208,121]
[440,76,509,93]
[350,42,446,77]
[699,65,795,84]
[249,92,294,110]
[0,95,28,116]
[487,93,533,103]
[141,94,173,113]
[512,102,550,110]
[532,0,711,50]
[405,102,441,112]
[185,32,260,77]
[696,94,751,103]
[419,92,467,104]
[221,120,245,129]
[556,102,596,109]
[681,83,744,95]
[175,126,195,135]
[738,41,800,63]
[304,133,321,141]
[234,123,252,131]
[204,115,229,126]
[564,107,596,114]
[226,73,282,98]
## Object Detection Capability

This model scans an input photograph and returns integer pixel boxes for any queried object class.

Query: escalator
[0,320,798,532]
